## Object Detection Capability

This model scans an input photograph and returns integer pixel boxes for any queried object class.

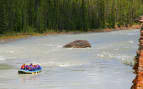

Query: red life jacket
[21,65,25,69]
[28,66,31,70]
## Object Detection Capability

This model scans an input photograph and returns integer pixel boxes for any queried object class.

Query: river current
[0,29,139,89]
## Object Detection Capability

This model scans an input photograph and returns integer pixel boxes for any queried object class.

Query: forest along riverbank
[0,29,138,89]
[1,0,143,34]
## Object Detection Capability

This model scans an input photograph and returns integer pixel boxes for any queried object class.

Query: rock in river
[63,40,91,48]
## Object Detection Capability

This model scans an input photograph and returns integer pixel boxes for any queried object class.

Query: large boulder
[63,40,91,48]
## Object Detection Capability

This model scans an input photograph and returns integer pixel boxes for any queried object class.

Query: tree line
[0,0,143,34]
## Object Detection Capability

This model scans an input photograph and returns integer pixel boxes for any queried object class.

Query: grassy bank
[0,33,42,43]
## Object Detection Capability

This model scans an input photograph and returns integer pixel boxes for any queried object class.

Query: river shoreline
[0,24,140,43]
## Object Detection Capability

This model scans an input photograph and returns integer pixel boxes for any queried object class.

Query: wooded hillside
[0,0,143,34]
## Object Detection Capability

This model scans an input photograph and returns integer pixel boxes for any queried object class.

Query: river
[0,29,139,89]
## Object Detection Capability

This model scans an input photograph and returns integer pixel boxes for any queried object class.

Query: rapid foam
[0,56,5,61]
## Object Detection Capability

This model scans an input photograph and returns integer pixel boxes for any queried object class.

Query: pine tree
[0,0,8,34]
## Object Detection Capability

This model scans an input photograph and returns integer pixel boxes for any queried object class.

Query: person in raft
[20,64,41,71]
[21,64,26,70]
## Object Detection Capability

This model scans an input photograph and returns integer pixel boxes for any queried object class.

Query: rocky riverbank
[131,25,143,89]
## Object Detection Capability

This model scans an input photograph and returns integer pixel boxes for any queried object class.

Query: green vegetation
[0,0,143,34]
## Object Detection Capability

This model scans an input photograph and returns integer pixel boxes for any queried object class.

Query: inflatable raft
[18,69,42,74]
[18,64,42,74]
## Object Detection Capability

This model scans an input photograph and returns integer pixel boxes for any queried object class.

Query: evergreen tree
[0,0,8,34]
